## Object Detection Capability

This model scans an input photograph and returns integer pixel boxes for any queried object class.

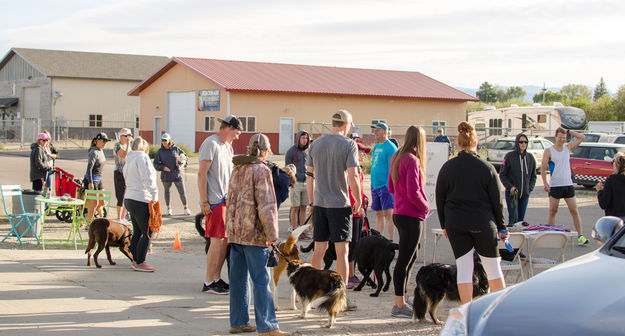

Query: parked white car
[486,136,553,171]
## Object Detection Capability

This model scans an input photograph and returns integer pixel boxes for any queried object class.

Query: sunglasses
[518,141,528,144]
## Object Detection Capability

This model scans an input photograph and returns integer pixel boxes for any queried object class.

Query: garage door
[167,91,195,150]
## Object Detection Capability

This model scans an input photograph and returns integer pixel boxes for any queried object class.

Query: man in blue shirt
[434,128,451,156]
[370,122,398,241]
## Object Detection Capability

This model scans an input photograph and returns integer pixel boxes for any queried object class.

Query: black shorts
[549,185,575,199]
[446,228,499,259]
[312,206,352,243]
[113,170,126,207]
[83,179,103,191]
[348,216,364,261]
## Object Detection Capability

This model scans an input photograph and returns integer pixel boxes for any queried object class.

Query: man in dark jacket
[499,133,537,226]
[30,133,52,192]
[285,130,310,235]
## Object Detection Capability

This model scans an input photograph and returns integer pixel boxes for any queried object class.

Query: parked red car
[570,143,625,188]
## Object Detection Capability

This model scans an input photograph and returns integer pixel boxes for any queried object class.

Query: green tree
[561,84,591,101]
[533,91,567,104]
[593,77,609,101]
[476,82,497,103]
[495,86,508,102]
[613,85,625,121]
[506,86,526,100]
[570,96,592,112]
[587,94,616,121]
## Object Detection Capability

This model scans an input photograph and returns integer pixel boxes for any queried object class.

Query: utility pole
[541,83,546,104]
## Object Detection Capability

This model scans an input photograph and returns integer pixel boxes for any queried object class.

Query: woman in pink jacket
[387,125,429,318]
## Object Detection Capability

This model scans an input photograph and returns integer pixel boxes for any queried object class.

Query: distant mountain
[455,85,563,102]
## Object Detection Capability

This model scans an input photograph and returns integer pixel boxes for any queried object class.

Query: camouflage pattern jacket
[226,155,279,247]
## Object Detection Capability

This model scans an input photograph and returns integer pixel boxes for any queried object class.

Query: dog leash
[270,242,298,268]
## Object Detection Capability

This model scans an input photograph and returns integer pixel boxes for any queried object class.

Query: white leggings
[456,248,503,284]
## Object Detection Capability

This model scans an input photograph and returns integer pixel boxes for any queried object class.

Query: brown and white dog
[271,224,309,310]
[85,218,133,268]
[285,257,347,328]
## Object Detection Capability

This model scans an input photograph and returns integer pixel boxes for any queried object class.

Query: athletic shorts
[348,216,364,261]
[205,202,227,239]
[312,206,352,243]
[83,179,103,191]
[113,170,126,207]
[549,185,575,199]
[371,186,394,211]
[289,181,309,207]
[446,228,499,259]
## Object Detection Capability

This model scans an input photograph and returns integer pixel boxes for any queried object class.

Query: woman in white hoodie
[123,137,159,272]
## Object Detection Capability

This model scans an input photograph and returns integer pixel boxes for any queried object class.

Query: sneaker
[347,276,361,289]
[345,298,357,311]
[258,329,289,336]
[216,278,230,290]
[204,280,229,295]
[125,213,131,221]
[183,208,191,216]
[133,262,155,272]
[406,296,414,307]
[391,304,413,318]
[164,208,172,216]
[578,235,589,246]
[229,325,257,333]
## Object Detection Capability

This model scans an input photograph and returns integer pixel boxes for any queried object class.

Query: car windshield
[491,140,515,150]
[608,231,625,258]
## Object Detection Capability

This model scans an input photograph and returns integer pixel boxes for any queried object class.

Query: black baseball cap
[94,132,111,141]
[217,115,243,131]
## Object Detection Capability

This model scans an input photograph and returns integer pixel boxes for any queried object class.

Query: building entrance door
[279,117,294,154]
[167,91,196,150]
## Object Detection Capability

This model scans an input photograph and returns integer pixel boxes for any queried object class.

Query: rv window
[489,119,503,136]
[537,114,547,123]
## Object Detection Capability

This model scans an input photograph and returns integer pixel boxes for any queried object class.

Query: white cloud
[2,0,624,91]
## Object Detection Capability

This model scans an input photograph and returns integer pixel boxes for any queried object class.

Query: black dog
[299,228,381,270]
[413,260,489,324]
[195,213,231,272]
[352,234,399,297]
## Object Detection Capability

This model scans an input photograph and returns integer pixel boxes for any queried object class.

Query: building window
[239,116,256,132]
[89,114,102,127]
[537,114,547,123]
[371,119,387,134]
[135,117,140,129]
[204,116,216,132]
[489,118,503,136]
[432,120,446,134]
[198,90,220,111]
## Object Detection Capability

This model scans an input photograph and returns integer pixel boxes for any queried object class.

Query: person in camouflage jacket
[225,133,287,336]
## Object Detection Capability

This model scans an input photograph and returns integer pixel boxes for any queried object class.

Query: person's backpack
[266,161,291,208]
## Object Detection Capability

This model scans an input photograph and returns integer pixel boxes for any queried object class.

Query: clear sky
[2,0,624,92]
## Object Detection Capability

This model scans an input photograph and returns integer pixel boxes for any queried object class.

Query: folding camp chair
[77,189,112,227]
[1,185,41,246]
[525,232,568,278]
[498,233,526,283]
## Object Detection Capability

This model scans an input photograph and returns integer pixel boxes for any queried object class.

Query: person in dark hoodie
[153,133,190,216]
[596,151,625,219]
[30,132,53,192]
[498,133,537,226]
[285,130,311,234]
[84,132,111,220]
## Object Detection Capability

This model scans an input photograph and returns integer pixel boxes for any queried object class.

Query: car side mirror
[592,216,624,245]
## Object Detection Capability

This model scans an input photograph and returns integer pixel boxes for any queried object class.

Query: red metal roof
[129,57,477,101]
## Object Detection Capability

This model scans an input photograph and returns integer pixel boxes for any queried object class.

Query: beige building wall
[138,64,227,132]
[52,78,141,125]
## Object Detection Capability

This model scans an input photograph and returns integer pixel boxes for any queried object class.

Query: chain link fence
[0,118,135,148]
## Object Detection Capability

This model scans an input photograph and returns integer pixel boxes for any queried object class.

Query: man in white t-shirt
[198,116,242,294]
[541,127,588,245]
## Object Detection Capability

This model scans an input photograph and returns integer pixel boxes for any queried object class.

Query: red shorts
[205,202,227,239]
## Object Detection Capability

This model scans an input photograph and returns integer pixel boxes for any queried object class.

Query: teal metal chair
[1,185,41,246]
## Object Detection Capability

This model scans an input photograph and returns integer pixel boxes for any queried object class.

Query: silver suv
[486,136,553,171]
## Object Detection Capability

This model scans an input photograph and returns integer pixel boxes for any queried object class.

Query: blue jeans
[505,192,529,225]
[229,244,279,333]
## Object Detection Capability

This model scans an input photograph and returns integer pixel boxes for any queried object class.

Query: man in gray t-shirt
[306,109,361,309]
[197,115,242,295]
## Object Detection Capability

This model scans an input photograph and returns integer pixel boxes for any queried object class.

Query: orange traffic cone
[173,233,182,250]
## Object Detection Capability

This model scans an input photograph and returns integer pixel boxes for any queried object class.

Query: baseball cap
[119,128,132,136]
[350,132,360,139]
[217,115,243,131]
[94,132,111,141]
[249,133,270,150]
[161,133,171,141]
[37,132,50,141]
[372,122,389,131]
[332,109,351,123]
[357,142,371,153]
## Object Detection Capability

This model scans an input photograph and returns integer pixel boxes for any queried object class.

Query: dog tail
[284,224,310,254]
[413,272,428,320]
[299,240,314,253]
[314,277,347,315]
[195,213,206,237]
